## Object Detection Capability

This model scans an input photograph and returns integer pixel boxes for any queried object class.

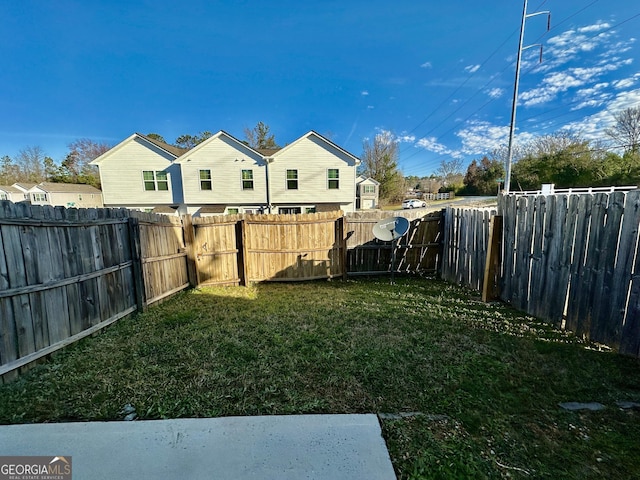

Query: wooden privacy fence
[499,191,640,356]
[190,211,346,286]
[0,202,190,380]
[1,204,446,380]
[441,191,640,357]
[345,210,443,276]
[441,207,497,292]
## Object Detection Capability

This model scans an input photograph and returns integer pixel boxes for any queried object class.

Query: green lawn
[1,277,639,478]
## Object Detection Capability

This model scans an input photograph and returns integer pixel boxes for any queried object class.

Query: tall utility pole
[504,0,550,193]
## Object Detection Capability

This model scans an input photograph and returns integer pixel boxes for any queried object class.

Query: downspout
[265,157,273,214]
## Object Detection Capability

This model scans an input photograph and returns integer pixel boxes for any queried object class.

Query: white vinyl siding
[95,137,178,206]
[268,135,357,210]
[178,134,267,205]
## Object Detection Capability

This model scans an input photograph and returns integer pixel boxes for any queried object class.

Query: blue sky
[1,0,638,176]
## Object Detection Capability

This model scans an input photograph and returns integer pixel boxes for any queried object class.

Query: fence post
[236,219,249,286]
[182,214,200,288]
[338,215,348,280]
[482,215,503,302]
[127,216,146,312]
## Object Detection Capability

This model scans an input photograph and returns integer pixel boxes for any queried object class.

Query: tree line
[3,108,639,199]
[0,123,279,188]
[361,106,640,202]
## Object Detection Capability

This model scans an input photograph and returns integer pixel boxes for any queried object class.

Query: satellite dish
[372,216,410,242]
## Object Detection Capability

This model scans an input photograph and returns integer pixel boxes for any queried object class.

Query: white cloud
[397,134,416,143]
[420,61,432,68]
[367,105,374,109]
[361,91,369,96]
[465,64,480,74]
[562,88,640,141]
[613,74,639,89]
[456,121,509,155]
[530,21,618,73]
[520,60,631,107]
[415,136,458,156]
[487,88,505,99]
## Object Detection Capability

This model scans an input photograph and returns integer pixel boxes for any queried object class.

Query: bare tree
[16,146,47,183]
[361,131,403,203]
[436,158,464,190]
[243,122,279,150]
[605,106,640,153]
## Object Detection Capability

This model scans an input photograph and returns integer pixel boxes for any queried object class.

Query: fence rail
[0,203,140,380]
[1,204,445,380]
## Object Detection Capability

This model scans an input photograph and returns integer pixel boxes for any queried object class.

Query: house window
[200,170,212,190]
[279,207,301,214]
[328,169,339,189]
[0,193,7,200]
[143,171,169,191]
[305,207,316,214]
[32,193,48,202]
[242,169,254,190]
[227,208,239,215]
[363,185,375,194]
[286,169,298,190]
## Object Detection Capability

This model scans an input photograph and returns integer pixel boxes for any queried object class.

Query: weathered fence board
[135,213,188,305]
[497,190,640,355]
[345,210,442,276]
[442,207,496,291]
[0,203,188,380]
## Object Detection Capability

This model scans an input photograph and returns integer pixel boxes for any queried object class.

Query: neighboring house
[11,183,36,201]
[27,182,104,208]
[0,185,24,202]
[175,131,268,216]
[356,176,380,210]
[90,133,186,214]
[266,131,360,214]
[92,130,361,216]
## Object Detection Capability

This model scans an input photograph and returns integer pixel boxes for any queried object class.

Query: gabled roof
[174,130,264,162]
[0,185,22,194]
[138,133,187,157]
[268,131,361,165]
[357,176,380,185]
[90,133,186,165]
[32,182,102,194]
[12,182,37,191]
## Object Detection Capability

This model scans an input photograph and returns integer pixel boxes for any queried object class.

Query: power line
[399,7,640,177]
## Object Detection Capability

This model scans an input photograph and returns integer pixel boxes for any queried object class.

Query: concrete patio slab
[0,414,396,479]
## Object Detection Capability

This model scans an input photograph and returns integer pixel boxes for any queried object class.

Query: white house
[174,131,268,216]
[91,130,361,215]
[27,182,104,208]
[266,131,360,214]
[356,176,380,210]
[0,185,24,202]
[90,133,186,214]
